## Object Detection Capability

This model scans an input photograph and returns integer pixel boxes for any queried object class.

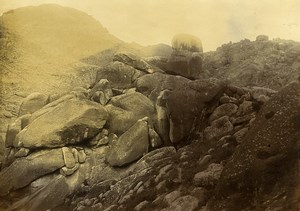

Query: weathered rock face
[113,51,154,73]
[18,92,49,116]
[15,98,108,148]
[166,34,203,79]
[106,91,156,135]
[209,82,300,210]
[95,61,145,89]
[137,74,224,144]
[136,72,190,102]
[0,149,64,196]
[204,116,234,140]
[106,119,149,167]
[89,79,113,105]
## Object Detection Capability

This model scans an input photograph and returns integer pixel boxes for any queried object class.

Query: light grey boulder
[15,98,108,148]
[0,149,64,196]
[19,92,49,116]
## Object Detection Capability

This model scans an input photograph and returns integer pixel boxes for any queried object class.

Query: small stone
[149,128,162,148]
[199,155,213,168]
[194,163,223,187]
[84,198,92,206]
[78,150,86,163]
[208,148,215,154]
[62,147,76,168]
[209,103,238,123]
[237,101,253,116]
[233,127,249,143]
[134,200,149,211]
[136,185,144,194]
[14,148,30,158]
[91,203,103,209]
[219,95,238,104]
[20,114,31,129]
[156,180,167,192]
[76,205,85,211]
[232,115,252,125]
[72,148,79,163]
[168,195,199,211]
[60,163,79,176]
[133,181,144,192]
[103,205,118,211]
[155,164,173,183]
[97,136,109,146]
[164,190,181,205]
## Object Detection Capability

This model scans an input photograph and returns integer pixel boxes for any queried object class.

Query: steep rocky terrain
[0,4,300,211]
[203,36,300,90]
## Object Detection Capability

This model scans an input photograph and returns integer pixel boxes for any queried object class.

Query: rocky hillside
[203,35,300,90]
[0,4,299,211]
[0,4,122,115]
[0,39,299,210]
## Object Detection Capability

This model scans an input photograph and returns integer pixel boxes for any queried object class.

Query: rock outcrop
[166,33,204,79]
[208,82,300,210]
[15,98,108,148]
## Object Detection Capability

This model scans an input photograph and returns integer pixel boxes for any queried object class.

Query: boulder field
[0,39,299,211]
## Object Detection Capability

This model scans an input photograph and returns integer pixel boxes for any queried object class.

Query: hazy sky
[0,0,299,51]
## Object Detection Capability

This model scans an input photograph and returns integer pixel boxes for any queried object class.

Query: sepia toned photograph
[0,0,299,210]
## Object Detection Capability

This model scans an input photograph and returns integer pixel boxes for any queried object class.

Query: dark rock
[209,103,238,123]
[193,163,223,187]
[95,61,145,89]
[113,51,154,73]
[166,34,203,79]
[106,119,149,167]
[210,82,300,210]
[90,79,113,105]
[256,35,269,42]
[204,116,234,140]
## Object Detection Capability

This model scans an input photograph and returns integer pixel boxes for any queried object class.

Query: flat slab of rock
[15,99,108,148]
[106,119,149,167]
[0,149,64,196]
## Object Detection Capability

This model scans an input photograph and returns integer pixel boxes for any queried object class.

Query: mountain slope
[0,4,122,96]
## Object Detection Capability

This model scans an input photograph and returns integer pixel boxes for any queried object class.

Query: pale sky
[0,0,299,51]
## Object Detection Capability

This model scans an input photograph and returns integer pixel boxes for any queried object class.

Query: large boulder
[209,82,300,210]
[19,92,49,116]
[95,61,145,89]
[0,149,64,196]
[136,72,190,102]
[166,33,203,79]
[106,119,149,167]
[106,91,156,135]
[113,51,154,73]
[138,74,224,144]
[15,98,108,148]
